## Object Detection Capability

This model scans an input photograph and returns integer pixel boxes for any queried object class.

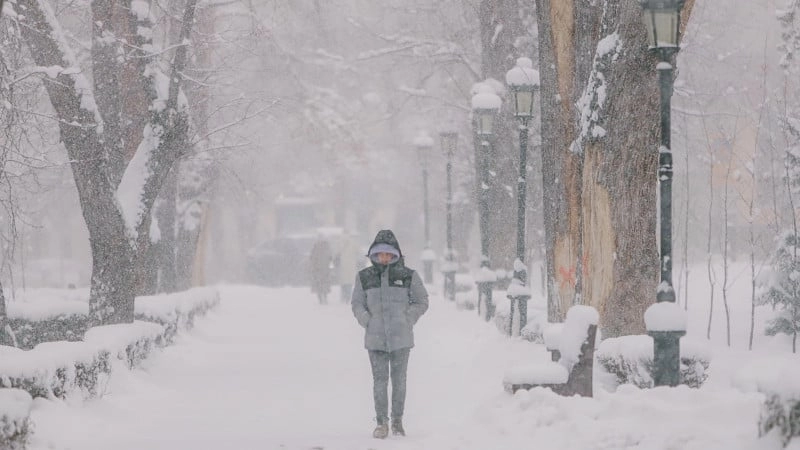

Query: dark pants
[368,348,410,424]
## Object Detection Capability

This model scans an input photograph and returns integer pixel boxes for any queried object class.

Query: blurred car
[246,234,316,287]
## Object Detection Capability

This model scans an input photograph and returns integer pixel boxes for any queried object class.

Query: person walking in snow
[350,229,429,439]
[309,238,333,304]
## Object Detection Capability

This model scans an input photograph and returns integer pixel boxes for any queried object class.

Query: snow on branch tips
[570,32,621,155]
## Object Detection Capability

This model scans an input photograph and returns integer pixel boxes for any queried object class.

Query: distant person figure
[350,230,429,439]
[337,233,360,303]
[309,238,333,304]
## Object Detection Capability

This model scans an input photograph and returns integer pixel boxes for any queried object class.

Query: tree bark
[535,0,693,336]
[155,171,179,293]
[534,0,589,322]
[174,2,216,290]
[0,279,6,328]
[15,0,136,324]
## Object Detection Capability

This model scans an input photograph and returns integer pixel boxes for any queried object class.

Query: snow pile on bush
[596,335,711,389]
[2,315,89,350]
[0,323,160,399]
[0,287,220,400]
[1,286,220,350]
[520,308,547,343]
[2,288,91,349]
[734,357,800,448]
[493,298,513,335]
[0,389,32,450]
[134,287,220,344]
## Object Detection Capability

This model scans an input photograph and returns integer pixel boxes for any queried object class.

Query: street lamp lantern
[639,0,685,56]
[414,130,435,284]
[440,131,458,302]
[471,83,501,320]
[413,131,434,166]
[504,57,540,336]
[471,84,501,137]
[505,57,540,121]
[440,131,457,159]
[640,0,686,387]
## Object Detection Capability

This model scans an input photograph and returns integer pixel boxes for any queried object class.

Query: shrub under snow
[0,389,32,450]
[735,357,800,448]
[2,289,90,349]
[596,335,711,389]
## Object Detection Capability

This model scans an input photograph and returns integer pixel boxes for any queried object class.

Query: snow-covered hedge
[1,315,89,349]
[1,286,219,350]
[596,335,711,389]
[0,389,32,450]
[134,287,220,345]
[735,358,800,448]
[2,290,90,349]
[0,287,220,400]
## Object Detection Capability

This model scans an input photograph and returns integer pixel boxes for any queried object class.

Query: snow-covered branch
[10,0,104,136]
[116,0,199,242]
[570,32,622,155]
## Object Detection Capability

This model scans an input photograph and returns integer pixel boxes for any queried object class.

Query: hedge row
[0,287,220,400]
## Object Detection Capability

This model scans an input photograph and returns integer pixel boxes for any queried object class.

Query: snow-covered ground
[16,262,800,449]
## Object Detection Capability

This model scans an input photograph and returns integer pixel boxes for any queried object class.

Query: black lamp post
[640,0,686,387]
[440,131,458,302]
[505,57,540,336]
[471,83,501,321]
[414,131,435,284]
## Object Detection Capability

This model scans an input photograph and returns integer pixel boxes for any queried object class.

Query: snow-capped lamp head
[413,130,434,167]
[505,57,540,121]
[470,83,501,137]
[439,130,458,159]
[639,0,685,58]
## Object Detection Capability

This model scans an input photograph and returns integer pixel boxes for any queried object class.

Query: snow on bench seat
[504,305,599,397]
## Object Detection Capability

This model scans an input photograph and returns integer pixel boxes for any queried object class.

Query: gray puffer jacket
[351,230,429,352]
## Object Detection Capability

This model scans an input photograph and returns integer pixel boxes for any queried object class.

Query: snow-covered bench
[503,305,599,397]
[544,322,564,361]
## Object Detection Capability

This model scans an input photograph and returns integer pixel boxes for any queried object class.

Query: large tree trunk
[0,279,6,329]
[175,162,199,291]
[15,0,135,324]
[534,0,588,322]
[535,0,693,336]
[154,171,179,293]
[173,1,215,291]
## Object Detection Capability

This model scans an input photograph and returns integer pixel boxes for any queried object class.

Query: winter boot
[391,418,405,436]
[372,423,389,439]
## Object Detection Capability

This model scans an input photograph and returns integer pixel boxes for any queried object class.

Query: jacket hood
[367,229,403,257]
[367,230,405,267]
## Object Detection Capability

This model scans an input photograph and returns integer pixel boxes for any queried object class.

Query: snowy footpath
[27,285,780,450]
